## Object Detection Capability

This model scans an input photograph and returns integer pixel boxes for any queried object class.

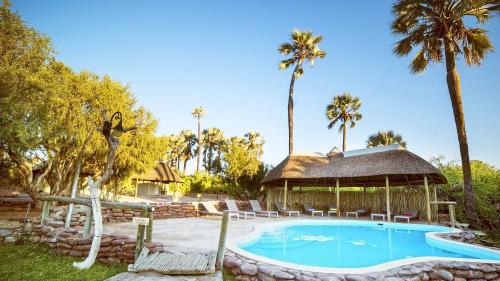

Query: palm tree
[367,130,407,148]
[179,129,197,175]
[201,127,225,174]
[391,0,498,226]
[244,130,265,157]
[191,106,205,172]
[325,92,362,152]
[278,29,326,155]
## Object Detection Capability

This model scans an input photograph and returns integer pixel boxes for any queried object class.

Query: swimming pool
[228,220,500,273]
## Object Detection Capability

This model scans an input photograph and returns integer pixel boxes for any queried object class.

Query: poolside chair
[275,202,300,217]
[302,202,323,216]
[199,202,239,220]
[225,199,256,220]
[327,204,338,216]
[355,206,371,216]
[249,200,279,218]
[394,209,418,223]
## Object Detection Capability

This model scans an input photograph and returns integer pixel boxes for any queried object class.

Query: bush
[432,158,500,231]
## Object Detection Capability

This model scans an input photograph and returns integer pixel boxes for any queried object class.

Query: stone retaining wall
[45,202,199,227]
[29,217,166,265]
[224,251,500,281]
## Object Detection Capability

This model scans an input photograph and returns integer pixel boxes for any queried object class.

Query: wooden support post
[449,204,456,228]
[146,209,154,243]
[433,185,438,220]
[266,187,270,211]
[336,179,340,217]
[215,211,230,270]
[363,186,367,206]
[283,180,288,209]
[385,176,391,222]
[41,200,50,224]
[135,209,147,262]
[424,175,432,224]
[83,206,93,239]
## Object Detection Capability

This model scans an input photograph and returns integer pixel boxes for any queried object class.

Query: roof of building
[133,162,183,183]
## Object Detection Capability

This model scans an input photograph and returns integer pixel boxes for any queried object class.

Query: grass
[0,243,127,281]
[223,269,237,281]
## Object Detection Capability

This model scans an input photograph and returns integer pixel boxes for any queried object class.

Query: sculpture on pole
[73,111,135,269]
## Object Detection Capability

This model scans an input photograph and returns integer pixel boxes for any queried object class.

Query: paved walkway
[106,271,222,281]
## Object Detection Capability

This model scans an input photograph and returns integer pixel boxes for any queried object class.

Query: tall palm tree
[391,0,499,226]
[191,106,205,173]
[367,130,407,148]
[278,29,326,155]
[325,92,362,152]
[179,129,197,175]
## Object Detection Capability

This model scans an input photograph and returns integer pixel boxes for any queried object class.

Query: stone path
[105,271,222,281]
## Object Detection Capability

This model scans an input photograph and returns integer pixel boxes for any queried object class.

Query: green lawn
[0,243,127,281]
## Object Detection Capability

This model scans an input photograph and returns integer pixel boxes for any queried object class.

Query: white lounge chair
[200,202,239,220]
[225,199,256,220]
[250,200,278,218]
[275,202,300,217]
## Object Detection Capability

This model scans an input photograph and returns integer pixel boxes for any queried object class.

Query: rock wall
[45,202,199,227]
[30,218,166,265]
[224,251,500,281]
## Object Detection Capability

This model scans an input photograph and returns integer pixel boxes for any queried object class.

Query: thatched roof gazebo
[132,162,183,197]
[261,144,447,223]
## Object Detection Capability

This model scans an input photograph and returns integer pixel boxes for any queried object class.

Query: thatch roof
[261,145,446,187]
[133,162,183,183]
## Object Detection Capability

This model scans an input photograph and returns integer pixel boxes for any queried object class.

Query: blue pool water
[240,223,500,268]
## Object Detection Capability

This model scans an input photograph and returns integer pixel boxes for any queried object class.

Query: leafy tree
[0,0,54,205]
[223,137,260,185]
[325,92,362,152]
[391,0,499,226]
[278,29,326,155]
[367,130,407,148]
[191,106,205,172]
[431,157,500,232]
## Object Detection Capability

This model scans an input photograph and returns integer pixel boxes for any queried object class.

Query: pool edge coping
[226,219,500,275]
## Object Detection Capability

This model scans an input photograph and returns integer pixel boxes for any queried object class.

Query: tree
[391,0,499,227]
[0,0,54,206]
[179,129,197,175]
[367,130,407,148]
[325,92,362,152]
[223,138,260,185]
[191,107,205,172]
[278,29,326,155]
[201,127,225,174]
[244,131,265,158]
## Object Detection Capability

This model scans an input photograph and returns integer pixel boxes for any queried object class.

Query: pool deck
[103,215,423,253]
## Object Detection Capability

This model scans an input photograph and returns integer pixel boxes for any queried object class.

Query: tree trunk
[196,118,201,172]
[287,62,302,155]
[183,159,188,175]
[342,124,347,152]
[444,38,480,227]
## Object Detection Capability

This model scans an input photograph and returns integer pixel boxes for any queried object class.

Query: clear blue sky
[12,1,500,171]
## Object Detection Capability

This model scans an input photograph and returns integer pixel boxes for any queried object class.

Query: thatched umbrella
[261,144,447,223]
[132,162,183,197]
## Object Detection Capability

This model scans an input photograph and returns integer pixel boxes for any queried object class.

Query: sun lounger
[199,202,239,220]
[225,199,256,220]
[275,202,300,217]
[394,209,418,223]
[250,200,278,218]
[302,202,323,217]
[328,204,338,216]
